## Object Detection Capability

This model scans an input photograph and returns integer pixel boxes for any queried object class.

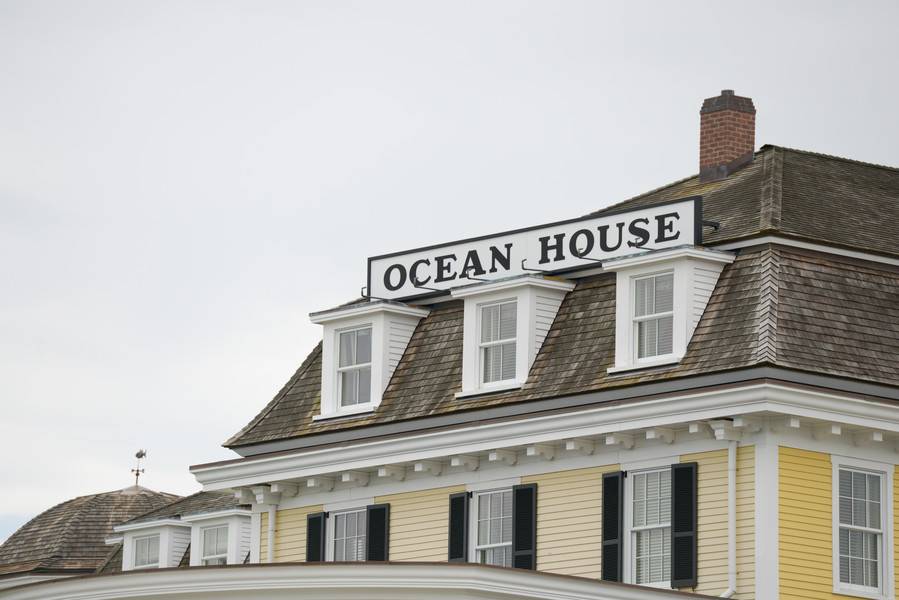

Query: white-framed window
[330,508,367,562]
[471,488,513,567]
[628,468,671,586]
[133,534,160,569]
[201,525,228,566]
[633,272,674,361]
[337,326,372,407]
[835,466,885,597]
[479,301,517,384]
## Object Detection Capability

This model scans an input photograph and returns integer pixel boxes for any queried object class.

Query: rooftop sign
[368,196,702,301]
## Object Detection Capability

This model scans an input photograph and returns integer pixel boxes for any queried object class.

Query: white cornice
[601,245,735,271]
[0,563,701,600]
[450,275,575,299]
[191,382,899,490]
[711,235,899,267]
[309,301,429,324]
[113,519,189,533]
[180,509,252,523]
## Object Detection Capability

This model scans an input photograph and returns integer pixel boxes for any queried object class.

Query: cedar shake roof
[0,487,179,578]
[122,490,246,525]
[589,145,899,257]
[226,145,899,450]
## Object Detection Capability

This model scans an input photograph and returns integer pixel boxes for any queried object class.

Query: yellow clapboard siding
[678,446,754,599]
[522,464,619,578]
[259,504,323,563]
[778,446,847,600]
[375,484,465,562]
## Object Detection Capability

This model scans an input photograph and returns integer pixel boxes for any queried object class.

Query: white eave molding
[113,519,189,533]
[309,300,430,324]
[600,245,736,270]
[180,508,252,522]
[0,562,704,600]
[191,382,899,491]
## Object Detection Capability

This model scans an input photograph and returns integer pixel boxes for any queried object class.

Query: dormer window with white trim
[634,272,674,360]
[201,525,228,566]
[338,326,372,407]
[453,275,574,397]
[133,534,159,569]
[480,301,517,384]
[606,247,735,373]
[311,301,429,419]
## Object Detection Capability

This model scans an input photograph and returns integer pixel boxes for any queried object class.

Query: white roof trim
[601,245,735,271]
[180,508,252,522]
[712,235,899,267]
[191,382,899,491]
[310,301,429,324]
[0,562,697,600]
[450,274,575,299]
[113,518,189,533]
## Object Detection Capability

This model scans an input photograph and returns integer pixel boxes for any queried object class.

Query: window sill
[455,382,521,399]
[607,356,680,375]
[833,585,885,600]
[313,405,376,421]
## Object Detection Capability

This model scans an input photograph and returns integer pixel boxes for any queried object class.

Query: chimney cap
[701,89,755,115]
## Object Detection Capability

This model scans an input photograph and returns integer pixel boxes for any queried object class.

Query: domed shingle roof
[0,486,179,578]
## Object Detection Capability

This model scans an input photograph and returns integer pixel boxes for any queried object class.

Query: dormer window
[310,301,429,419]
[605,247,735,373]
[201,525,228,566]
[480,301,517,384]
[338,327,372,407]
[133,534,159,569]
[453,276,574,397]
[634,273,674,360]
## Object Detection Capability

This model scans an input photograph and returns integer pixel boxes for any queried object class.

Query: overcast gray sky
[2,0,898,542]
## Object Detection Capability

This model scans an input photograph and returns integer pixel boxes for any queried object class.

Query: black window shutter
[511,483,537,570]
[601,471,624,582]
[671,462,698,588]
[306,512,327,562]
[448,492,469,562]
[366,504,390,561]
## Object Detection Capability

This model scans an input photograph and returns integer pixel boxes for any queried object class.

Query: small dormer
[451,275,575,397]
[115,520,191,571]
[310,300,430,419]
[604,246,735,373]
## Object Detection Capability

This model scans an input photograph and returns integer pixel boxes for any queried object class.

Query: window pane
[355,328,371,364]
[338,331,355,367]
[657,315,673,355]
[340,370,358,406]
[868,474,881,502]
[853,499,866,528]
[638,319,656,358]
[481,305,498,343]
[483,346,502,383]
[839,495,852,526]
[852,472,867,502]
[216,528,228,555]
[868,501,881,530]
[840,470,852,498]
[149,536,158,560]
[499,303,516,340]
[635,278,653,317]
[500,342,516,381]
[357,367,371,404]
[204,528,215,555]
[654,274,673,313]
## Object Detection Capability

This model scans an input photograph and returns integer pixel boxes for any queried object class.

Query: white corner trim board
[191,382,899,491]
[0,563,705,600]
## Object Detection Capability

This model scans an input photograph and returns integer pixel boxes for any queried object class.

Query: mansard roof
[0,487,179,578]
[225,145,899,451]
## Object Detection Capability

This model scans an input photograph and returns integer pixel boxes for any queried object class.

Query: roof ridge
[759,146,783,231]
[754,247,781,364]
[586,145,778,218]
[761,144,899,173]
[223,341,324,448]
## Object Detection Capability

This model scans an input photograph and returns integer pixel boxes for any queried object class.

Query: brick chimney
[699,90,756,182]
